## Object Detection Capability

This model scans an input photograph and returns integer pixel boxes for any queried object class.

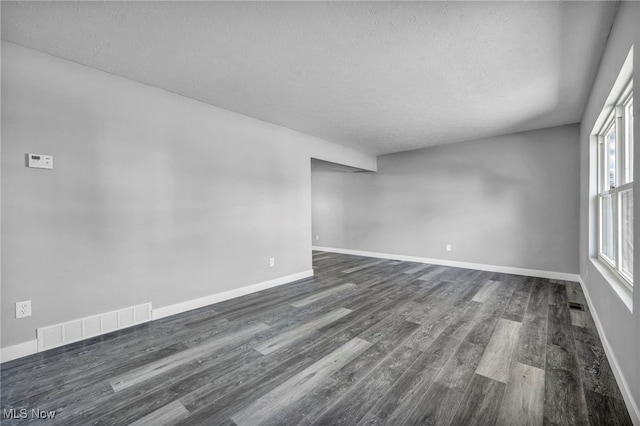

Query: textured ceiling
[1,1,618,155]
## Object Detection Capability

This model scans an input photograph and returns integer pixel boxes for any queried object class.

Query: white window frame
[596,80,633,289]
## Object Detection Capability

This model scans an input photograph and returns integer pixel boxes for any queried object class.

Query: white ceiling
[1,1,618,155]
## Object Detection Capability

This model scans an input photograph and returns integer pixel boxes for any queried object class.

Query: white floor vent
[36,303,152,352]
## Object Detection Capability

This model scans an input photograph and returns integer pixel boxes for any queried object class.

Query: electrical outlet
[16,300,32,319]
[315,235,320,241]
[446,244,452,252]
[269,257,275,267]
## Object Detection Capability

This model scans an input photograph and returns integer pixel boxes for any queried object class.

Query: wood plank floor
[1,251,632,425]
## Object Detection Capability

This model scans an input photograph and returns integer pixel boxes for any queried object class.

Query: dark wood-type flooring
[1,251,633,425]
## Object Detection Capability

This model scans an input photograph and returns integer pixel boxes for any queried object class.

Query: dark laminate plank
[441,300,483,340]
[231,338,373,426]
[464,312,502,349]
[565,281,588,307]
[217,287,343,325]
[450,374,506,426]
[37,335,263,424]
[264,281,374,326]
[406,284,465,326]
[356,327,466,426]
[403,305,466,352]
[342,276,414,303]
[572,325,624,399]
[414,333,461,370]
[2,341,190,407]
[547,304,573,350]
[526,278,549,319]
[503,280,533,323]
[403,263,429,275]
[340,262,410,286]
[311,345,422,425]
[411,280,452,305]
[316,297,399,338]
[269,319,422,426]
[516,316,547,370]
[177,353,319,425]
[416,265,448,282]
[509,274,532,291]
[339,290,392,312]
[313,261,357,278]
[128,400,189,426]
[177,333,346,415]
[401,382,465,425]
[110,322,270,392]
[85,347,265,426]
[1,314,230,392]
[453,271,495,306]
[290,283,358,307]
[515,278,549,369]
[355,313,415,344]
[372,281,425,312]
[205,277,329,316]
[0,322,154,377]
[1,252,631,425]
[363,318,422,353]
[254,307,352,355]
[583,389,633,426]
[570,310,596,329]
[546,343,580,373]
[342,260,385,274]
[465,281,516,348]
[543,367,590,426]
[548,282,568,307]
[317,306,402,351]
[355,365,439,426]
[472,279,502,302]
[409,280,470,319]
[435,339,485,391]
[189,317,418,426]
[3,384,115,425]
[437,266,485,285]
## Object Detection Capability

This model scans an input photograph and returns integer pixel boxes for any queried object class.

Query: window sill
[589,257,633,313]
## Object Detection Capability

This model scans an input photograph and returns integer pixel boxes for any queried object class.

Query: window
[597,81,634,287]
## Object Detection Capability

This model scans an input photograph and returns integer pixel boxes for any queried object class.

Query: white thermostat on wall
[27,153,53,169]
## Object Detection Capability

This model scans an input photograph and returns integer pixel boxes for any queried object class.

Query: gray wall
[313,124,580,274]
[1,42,376,349]
[579,1,640,420]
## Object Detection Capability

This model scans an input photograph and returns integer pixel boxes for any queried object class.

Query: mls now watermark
[3,408,57,419]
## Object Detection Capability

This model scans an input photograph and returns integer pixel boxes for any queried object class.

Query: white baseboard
[1,340,38,363]
[152,269,315,320]
[313,246,580,282]
[1,269,314,364]
[577,276,640,425]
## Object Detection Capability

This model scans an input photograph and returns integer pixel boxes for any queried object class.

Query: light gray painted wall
[310,161,351,248]
[579,1,640,420]
[312,124,580,274]
[0,42,376,349]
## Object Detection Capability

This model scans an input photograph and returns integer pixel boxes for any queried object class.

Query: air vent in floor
[567,301,585,311]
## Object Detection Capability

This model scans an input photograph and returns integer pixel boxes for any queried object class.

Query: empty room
[1,1,639,425]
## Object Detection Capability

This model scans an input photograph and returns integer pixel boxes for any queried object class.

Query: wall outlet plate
[446,244,452,252]
[269,258,275,267]
[16,300,32,318]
